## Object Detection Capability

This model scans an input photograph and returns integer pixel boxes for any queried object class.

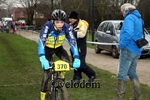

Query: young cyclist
[38,9,81,100]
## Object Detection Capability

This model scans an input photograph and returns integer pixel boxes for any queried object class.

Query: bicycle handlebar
[70,67,77,70]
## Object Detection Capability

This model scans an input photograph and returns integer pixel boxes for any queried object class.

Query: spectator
[7,21,16,33]
[68,11,96,83]
[115,3,142,100]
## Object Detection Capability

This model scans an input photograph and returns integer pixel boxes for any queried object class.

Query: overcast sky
[6,0,22,7]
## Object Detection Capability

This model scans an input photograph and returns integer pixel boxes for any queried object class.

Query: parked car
[0,21,9,33]
[95,20,150,58]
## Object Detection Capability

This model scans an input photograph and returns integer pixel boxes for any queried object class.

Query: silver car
[95,20,150,58]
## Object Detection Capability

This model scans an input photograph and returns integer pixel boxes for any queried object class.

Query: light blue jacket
[120,10,143,55]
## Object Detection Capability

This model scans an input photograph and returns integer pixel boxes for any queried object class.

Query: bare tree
[15,0,148,29]
[0,0,5,18]
[137,0,150,28]
[17,0,40,25]
[36,2,51,19]
[0,0,6,4]
[61,0,91,22]
[0,0,13,18]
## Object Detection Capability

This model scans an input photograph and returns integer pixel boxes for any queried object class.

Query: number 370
[56,64,67,69]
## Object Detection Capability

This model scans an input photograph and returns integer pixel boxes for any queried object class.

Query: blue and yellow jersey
[45,30,65,48]
[38,20,79,58]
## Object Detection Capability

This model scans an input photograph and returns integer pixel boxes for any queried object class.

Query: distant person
[38,9,80,100]
[0,21,5,32]
[115,3,142,100]
[68,11,96,83]
[7,21,15,33]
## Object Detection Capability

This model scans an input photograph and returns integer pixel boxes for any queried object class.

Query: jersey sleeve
[38,21,51,57]
[76,20,89,38]
[64,23,79,58]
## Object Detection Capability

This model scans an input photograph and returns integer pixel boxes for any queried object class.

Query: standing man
[68,11,96,83]
[7,21,15,33]
[116,3,142,100]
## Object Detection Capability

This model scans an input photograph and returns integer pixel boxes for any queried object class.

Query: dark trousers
[41,46,70,92]
[73,58,96,79]
[70,44,96,80]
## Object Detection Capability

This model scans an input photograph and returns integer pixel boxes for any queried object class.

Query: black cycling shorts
[45,46,69,62]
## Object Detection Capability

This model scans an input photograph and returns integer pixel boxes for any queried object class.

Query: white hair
[120,3,136,12]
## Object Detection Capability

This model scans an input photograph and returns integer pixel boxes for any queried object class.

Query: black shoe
[88,76,96,83]
[73,79,80,84]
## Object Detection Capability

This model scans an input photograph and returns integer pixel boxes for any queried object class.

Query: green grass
[0,32,150,100]
[0,33,42,100]
[86,32,95,48]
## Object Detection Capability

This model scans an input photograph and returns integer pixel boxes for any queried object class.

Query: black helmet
[52,9,66,21]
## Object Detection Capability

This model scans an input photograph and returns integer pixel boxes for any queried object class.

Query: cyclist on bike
[38,9,81,100]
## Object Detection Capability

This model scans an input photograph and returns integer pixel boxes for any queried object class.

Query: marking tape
[86,41,118,45]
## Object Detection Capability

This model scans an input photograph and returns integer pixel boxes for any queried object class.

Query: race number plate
[54,60,70,71]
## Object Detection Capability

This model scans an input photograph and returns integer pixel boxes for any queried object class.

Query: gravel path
[17,30,150,87]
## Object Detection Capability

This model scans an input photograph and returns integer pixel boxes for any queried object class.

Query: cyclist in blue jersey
[38,9,80,100]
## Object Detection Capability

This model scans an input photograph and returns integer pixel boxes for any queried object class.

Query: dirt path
[16,30,150,87]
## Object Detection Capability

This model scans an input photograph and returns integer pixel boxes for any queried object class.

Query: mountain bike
[46,57,70,100]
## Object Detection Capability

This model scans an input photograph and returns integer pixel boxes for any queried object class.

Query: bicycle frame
[47,58,70,100]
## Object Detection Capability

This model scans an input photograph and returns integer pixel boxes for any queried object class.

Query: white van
[2,17,13,21]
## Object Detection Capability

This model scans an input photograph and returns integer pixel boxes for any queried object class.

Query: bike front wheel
[50,85,68,100]
[47,78,69,100]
